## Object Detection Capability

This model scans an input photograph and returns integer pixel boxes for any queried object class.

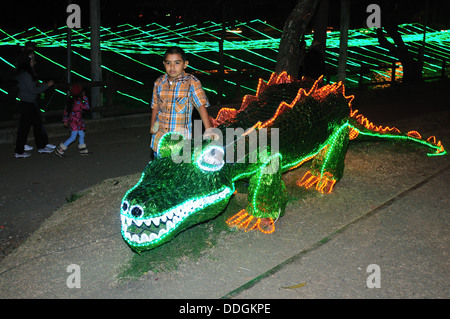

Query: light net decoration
[1,21,449,103]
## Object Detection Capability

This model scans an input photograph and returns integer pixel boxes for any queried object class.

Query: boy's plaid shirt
[150,71,210,152]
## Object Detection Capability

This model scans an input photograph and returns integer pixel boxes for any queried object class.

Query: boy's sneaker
[24,145,33,151]
[15,152,31,159]
[38,146,54,154]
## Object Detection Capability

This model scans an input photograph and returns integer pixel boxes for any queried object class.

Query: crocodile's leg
[227,156,288,233]
[298,124,350,193]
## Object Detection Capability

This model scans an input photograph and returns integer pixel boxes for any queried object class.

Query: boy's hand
[150,121,159,134]
[203,129,220,141]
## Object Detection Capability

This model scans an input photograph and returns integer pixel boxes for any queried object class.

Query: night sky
[2,0,449,31]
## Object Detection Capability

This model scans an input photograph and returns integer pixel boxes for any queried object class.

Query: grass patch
[66,193,83,203]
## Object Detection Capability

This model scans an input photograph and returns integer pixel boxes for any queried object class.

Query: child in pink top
[55,83,91,157]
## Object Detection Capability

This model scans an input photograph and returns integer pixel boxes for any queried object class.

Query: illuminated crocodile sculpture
[120,72,445,252]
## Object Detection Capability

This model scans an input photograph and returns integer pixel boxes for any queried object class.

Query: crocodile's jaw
[121,186,233,251]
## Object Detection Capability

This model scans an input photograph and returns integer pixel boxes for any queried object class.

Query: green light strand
[349,124,445,156]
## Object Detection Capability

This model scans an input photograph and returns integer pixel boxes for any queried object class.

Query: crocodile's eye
[197,146,225,172]
[131,206,144,218]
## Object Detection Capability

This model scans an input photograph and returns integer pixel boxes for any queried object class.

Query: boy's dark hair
[163,46,187,61]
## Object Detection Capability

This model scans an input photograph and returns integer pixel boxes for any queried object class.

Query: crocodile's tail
[348,109,446,157]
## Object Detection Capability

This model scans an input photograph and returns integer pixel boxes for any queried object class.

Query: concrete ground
[0,82,448,302]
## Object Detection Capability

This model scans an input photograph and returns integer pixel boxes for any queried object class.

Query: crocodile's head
[121,133,234,251]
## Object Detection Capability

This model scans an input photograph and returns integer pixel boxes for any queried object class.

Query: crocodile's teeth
[123,188,234,244]
[126,217,132,226]
[152,217,160,226]
[158,228,167,237]
[141,234,149,243]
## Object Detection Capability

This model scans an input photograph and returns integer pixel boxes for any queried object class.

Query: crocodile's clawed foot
[226,209,276,234]
[253,217,276,234]
[297,170,336,194]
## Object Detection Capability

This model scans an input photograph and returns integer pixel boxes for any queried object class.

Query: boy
[150,47,213,157]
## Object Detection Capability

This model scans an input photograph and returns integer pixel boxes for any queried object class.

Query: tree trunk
[90,0,103,117]
[337,0,350,82]
[313,0,329,56]
[376,1,422,84]
[275,0,320,77]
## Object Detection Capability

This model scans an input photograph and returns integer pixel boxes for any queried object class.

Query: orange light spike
[260,82,316,129]
[350,109,359,117]
[214,72,356,136]
[238,95,258,112]
[267,71,293,86]
[256,77,270,96]
[260,101,294,129]
[407,131,422,139]
[213,107,238,123]
[427,136,437,144]
[352,112,401,134]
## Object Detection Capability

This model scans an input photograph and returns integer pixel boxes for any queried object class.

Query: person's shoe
[38,146,54,154]
[78,144,92,156]
[55,143,67,158]
[24,145,33,151]
[46,144,56,150]
[15,152,31,159]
